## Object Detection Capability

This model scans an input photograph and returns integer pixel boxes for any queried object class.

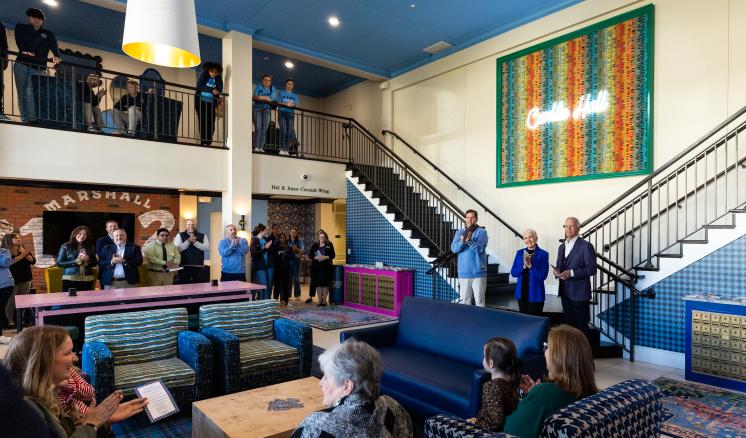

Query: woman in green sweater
[503,325,598,438]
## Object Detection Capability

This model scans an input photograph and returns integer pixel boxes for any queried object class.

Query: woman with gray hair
[292,339,412,438]
[510,228,549,316]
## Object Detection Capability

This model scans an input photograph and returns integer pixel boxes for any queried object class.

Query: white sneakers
[279,150,290,156]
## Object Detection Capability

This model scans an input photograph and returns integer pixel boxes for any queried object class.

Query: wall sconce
[238,215,246,231]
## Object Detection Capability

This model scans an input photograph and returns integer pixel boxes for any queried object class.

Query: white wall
[0,123,227,191]
[251,154,347,199]
[322,80,384,138]
[384,0,746,290]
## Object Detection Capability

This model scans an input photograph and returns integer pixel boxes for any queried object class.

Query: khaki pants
[113,107,142,134]
[105,279,138,290]
[83,103,104,130]
[148,270,175,286]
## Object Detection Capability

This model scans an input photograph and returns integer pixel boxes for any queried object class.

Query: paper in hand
[134,380,179,422]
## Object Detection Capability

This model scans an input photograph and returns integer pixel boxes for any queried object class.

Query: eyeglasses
[562,225,579,229]
[543,342,549,352]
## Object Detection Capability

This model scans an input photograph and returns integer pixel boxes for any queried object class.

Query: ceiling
[1,0,583,96]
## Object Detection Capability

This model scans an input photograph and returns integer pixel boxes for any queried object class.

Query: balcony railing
[0,50,228,148]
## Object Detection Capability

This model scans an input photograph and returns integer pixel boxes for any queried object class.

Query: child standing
[471,337,521,432]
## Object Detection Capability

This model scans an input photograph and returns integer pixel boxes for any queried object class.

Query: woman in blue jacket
[510,229,549,316]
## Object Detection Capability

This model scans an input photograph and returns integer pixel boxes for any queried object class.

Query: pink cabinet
[343,264,414,317]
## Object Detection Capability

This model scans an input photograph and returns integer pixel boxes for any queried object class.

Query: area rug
[280,305,397,330]
[654,377,746,437]
[111,412,191,438]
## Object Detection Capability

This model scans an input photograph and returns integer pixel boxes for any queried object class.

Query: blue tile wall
[346,180,457,300]
[600,233,746,352]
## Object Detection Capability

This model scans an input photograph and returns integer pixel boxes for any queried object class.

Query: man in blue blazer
[98,229,143,289]
[95,219,118,288]
[554,217,597,336]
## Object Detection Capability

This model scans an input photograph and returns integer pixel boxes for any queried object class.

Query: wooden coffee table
[192,377,323,438]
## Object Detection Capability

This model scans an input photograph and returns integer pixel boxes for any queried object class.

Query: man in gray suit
[554,217,597,337]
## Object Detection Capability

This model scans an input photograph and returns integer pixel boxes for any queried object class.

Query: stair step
[730,208,746,213]
[635,265,660,272]
[657,253,683,258]
[679,239,708,244]
[703,224,735,229]
[593,342,624,359]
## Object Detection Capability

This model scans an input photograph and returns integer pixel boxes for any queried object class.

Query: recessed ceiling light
[328,16,340,27]
[410,4,416,7]
[284,61,294,69]
[43,0,58,6]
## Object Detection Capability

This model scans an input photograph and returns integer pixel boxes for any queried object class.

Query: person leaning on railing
[252,73,275,152]
[80,74,106,132]
[195,62,223,146]
[14,7,61,123]
[112,80,143,136]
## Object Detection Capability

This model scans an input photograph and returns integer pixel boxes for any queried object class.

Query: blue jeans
[253,267,274,300]
[290,260,301,298]
[279,112,295,152]
[14,63,43,122]
[252,108,270,149]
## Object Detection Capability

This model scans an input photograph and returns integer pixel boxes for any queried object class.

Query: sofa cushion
[85,308,188,366]
[200,300,278,342]
[239,339,299,375]
[396,298,549,368]
[114,357,195,395]
[378,346,477,418]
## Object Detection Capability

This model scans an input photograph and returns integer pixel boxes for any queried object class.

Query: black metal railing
[0,50,228,147]
[582,105,746,270]
[581,105,746,356]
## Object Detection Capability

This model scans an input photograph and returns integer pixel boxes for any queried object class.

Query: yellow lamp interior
[123,41,200,68]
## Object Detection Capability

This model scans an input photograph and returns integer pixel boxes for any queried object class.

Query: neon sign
[526,90,609,130]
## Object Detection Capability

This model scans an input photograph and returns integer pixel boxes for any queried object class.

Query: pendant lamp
[122,0,201,68]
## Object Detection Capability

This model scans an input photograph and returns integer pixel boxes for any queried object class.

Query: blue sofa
[423,379,663,437]
[340,297,549,420]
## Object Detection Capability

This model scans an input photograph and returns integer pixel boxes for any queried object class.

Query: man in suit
[98,229,143,289]
[554,217,597,336]
[95,219,118,288]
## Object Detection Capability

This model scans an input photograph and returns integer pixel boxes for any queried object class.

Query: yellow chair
[45,266,63,293]
[46,266,100,293]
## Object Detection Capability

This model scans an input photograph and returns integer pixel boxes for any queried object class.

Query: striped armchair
[199,300,312,395]
[81,308,213,407]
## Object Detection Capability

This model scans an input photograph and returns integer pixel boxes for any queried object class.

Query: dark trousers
[62,280,94,293]
[180,266,206,284]
[273,265,291,304]
[561,295,590,336]
[0,286,13,328]
[220,271,246,282]
[518,299,544,317]
[195,101,216,145]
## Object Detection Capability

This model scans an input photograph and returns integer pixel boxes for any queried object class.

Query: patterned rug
[654,377,746,437]
[280,305,397,330]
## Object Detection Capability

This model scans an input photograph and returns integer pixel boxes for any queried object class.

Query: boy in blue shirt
[252,74,274,152]
[276,78,299,156]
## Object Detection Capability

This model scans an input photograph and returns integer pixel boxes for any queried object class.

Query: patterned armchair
[199,300,312,395]
[81,308,213,407]
[424,379,662,438]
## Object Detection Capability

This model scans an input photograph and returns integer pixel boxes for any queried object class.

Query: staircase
[581,105,746,361]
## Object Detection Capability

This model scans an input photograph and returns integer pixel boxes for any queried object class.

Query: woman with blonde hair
[2,325,145,437]
[503,325,598,438]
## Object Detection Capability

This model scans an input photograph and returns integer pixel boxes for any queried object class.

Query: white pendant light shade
[122,0,201,68]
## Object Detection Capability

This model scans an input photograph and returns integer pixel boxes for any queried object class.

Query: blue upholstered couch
[81,308,213,407]
[340,297,549,420]
[423,379,663,437]
[199,300,312,395]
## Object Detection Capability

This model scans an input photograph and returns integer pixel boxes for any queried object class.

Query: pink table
[15,281,266,330]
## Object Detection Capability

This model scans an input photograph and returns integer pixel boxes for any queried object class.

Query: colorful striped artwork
[497,5,653,187]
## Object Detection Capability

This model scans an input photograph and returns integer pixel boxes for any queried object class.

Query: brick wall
[0,184,180,291]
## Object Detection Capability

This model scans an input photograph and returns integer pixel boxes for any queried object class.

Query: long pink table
[15,281,266,330]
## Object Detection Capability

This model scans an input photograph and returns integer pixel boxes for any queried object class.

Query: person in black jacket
[0,362,50,437]
[195,62,223,146]
[0,21,9,121]
[81,74,106,132]
[273,232,292,306]
[14,8,61,123]
[308,230,335,306]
